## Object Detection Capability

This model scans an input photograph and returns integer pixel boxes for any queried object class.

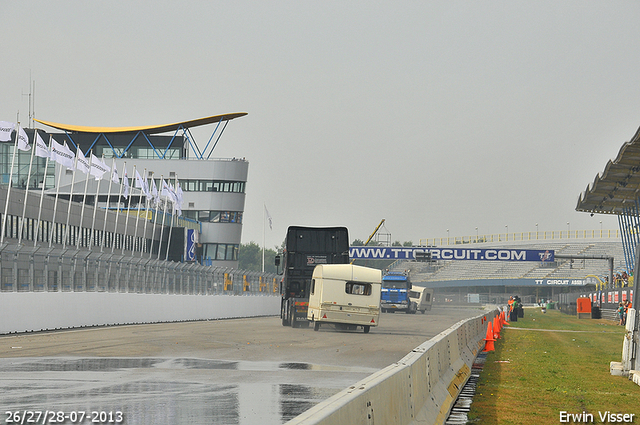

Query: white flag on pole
[17,126,30,151]
[76,148,90,174]
[34,132,50,159]
[176,184,183,216]
[123,168,130,199]
[265,204,273,230]
[150,178,160,204]
[0,121,15,142]
[111,165,120,184]
[90,154,110,180]
[161,179,177,203]
[135,169,150,199]
[51,139,75,169]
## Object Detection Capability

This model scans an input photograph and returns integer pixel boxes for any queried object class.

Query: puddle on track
[0,358,376,425]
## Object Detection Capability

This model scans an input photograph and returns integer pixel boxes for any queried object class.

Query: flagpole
[49,149,66,248]
[100,158,116,252]
[165,176,177,261]
[111,162,126,254]
[121,165,136,255]
[1,122,21,245]
[18,128,38,245]
[76,153,93,249]
[262,203,265,273]
[157,176,167,260]
[62,145,79,250]
[35,135,51,247]
[89,154,107,250]
[142,172,153,256]
[132,168,146,254]
[150,178,160,259]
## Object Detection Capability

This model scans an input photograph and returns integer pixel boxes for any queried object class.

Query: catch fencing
[0,244,279,296]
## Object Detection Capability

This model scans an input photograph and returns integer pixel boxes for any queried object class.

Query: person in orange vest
[624,300,632,326]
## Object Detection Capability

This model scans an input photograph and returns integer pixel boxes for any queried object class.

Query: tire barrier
[287,308,500,425]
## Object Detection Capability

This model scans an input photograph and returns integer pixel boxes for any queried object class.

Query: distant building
[0,113,248,268]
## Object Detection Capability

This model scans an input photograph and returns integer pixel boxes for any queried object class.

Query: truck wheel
[290,306,298,328]
[363,325,370,333]
[281,303,290,327]
[314,321,320,331]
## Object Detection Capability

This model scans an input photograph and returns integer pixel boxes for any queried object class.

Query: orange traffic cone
[483,321,495,352]
[501,311,509,326]
[493,316,500,339]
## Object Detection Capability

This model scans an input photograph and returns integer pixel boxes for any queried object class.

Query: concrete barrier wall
[0,292,281,334]
[287,309,499,425]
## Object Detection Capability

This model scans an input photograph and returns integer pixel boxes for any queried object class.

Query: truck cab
[381,271,416,314]
[278,226,350,328]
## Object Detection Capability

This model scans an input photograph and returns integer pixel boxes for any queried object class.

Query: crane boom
[351,219,386,264]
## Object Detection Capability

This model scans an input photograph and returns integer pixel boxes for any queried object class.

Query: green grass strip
[467,308,640,424]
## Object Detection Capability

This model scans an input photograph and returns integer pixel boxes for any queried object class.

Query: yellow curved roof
[34,112,247,134]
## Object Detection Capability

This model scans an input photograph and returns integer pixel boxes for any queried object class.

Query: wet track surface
[0,358,374,424]
[0,307,484,424]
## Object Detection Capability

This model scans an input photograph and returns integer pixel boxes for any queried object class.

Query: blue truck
[380,271,417,314]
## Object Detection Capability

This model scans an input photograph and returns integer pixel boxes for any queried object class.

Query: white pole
[262,203,265,273]
[121,165,136,255]
[1,122,21,245]
[165,176,177,261]
[34,135,51,247]
[157,176,167,260]
[100,158,116,252]
[149,181,160,259]
[18,128,38,244]
[141,172,153,256]
[132,168,146,254]
[62,146,79,249]
[76,154,93,249]
[89,155,107,250]
[111,162,126,254]
[48,150,66,248]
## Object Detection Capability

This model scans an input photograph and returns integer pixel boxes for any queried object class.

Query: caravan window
[345,282,372,296]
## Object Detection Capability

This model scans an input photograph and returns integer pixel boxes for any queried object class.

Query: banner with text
[349,247,554,262]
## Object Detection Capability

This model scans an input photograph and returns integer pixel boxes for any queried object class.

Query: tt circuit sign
[349,247,554,262]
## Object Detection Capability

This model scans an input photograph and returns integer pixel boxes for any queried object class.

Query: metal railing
[419,229,620,247]
[0,244,279,296]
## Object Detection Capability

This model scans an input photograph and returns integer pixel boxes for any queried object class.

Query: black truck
[277,226,350,327]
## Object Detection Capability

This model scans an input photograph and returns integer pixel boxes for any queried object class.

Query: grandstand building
[397,237,624,305]
[0,114,248,268]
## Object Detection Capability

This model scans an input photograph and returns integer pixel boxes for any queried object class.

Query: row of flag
[0,121,184,215]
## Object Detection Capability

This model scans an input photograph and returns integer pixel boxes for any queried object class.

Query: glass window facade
[182,210,242,223]
[202,243,239,261]
[0,145,55,190]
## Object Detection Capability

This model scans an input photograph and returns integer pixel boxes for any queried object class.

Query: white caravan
[307,264,382,333]
[409,286,434,314]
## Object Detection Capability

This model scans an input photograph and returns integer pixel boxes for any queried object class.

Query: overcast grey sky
[2,1,639,249]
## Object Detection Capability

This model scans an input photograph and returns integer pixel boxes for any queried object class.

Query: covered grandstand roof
[576,125,640,215]
[34,112,247,134]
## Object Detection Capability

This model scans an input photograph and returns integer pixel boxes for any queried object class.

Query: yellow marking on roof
[34,112,247,134]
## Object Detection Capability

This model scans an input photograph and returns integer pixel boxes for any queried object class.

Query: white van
[409,286,433,314]
[307,264,382,333]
